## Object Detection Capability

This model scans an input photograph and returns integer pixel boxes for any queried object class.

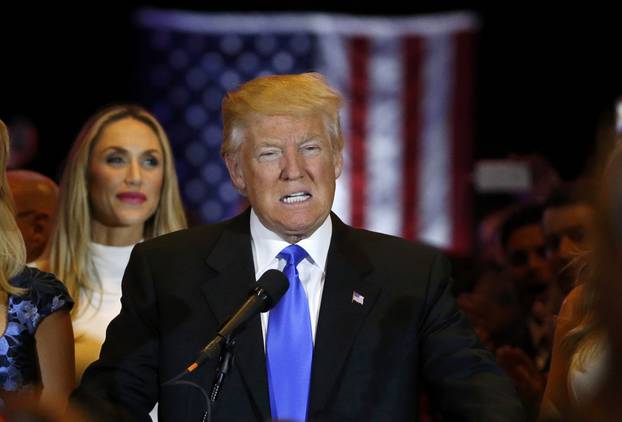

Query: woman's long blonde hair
[0,119,27,295]
[562,143,622,368]
[44,105,187,312]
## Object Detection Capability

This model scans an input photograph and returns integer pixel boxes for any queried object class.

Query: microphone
[187,269,289,372]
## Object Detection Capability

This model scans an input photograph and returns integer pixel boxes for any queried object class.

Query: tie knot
[277,244,308,268]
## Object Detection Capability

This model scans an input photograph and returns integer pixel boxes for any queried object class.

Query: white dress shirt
[249,209,332,347]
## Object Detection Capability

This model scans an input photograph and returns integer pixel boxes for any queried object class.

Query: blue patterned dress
[0,267,73,391]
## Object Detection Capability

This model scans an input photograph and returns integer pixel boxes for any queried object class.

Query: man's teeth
[281,193,311,204]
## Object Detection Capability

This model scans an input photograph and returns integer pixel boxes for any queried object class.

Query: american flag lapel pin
[352,291,365,305]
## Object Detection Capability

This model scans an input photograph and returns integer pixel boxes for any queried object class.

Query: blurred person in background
[498,204,559,366]
[462,203,563,420]
[580,144,622,420]
[580,98,622,419]
[542,182,595,297]
[0,120,74,418]
[461,205,522,341]
[538,148,621,421]
[460,204,557,356]
[494,204,560,419]
[37,105,187,419]
[7,170,59,263]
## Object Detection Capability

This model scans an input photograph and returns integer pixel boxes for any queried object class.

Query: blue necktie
[266,244,313,422]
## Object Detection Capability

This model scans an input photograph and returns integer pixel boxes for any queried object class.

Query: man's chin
[276,221,324,242]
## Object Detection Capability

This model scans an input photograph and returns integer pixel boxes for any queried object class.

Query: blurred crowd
[451,106,622,420]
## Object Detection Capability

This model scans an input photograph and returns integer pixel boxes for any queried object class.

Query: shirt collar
[250,208,332,274]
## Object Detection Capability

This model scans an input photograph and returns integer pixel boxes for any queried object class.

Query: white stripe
[418,34,454,248]
[365,36,404,236]
[316,33,352,224]
[136,9,479,37]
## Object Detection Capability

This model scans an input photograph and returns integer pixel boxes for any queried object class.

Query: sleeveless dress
[73,242,133,381]
[567,341,609,407]
[0,267,73,391]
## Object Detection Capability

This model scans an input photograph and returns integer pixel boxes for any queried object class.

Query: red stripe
[401,36,424,240]
[449,30,477,255]
[348,37,369,228]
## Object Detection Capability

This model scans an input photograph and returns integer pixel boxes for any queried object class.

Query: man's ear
[333,150,343,179]
[224,152,247,195]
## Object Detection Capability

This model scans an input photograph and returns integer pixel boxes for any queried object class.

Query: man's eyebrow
[255,140,281,148]
[298,136,322,144]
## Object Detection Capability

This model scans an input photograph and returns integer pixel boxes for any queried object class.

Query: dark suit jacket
[73,210,524,421]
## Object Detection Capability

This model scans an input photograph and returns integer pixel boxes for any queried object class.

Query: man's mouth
[280,192,312,204]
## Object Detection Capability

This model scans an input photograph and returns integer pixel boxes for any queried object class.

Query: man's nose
[281,149,304,180]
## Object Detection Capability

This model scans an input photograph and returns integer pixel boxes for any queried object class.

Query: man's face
[8,177,58,262]
[14,208,51,262]
[225,114,343,243]
[542,204,594,295]
[505,224,552,288]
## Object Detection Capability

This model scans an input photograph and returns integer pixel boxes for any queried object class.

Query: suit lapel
[308,214,381,413]
[200,209,270,419]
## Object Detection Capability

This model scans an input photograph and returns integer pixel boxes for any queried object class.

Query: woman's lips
[117,192,147,204]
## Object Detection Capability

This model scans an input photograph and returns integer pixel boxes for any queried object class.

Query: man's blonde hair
[221,72,344,157]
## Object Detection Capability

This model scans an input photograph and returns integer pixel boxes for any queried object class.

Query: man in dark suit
[73,73,524,421]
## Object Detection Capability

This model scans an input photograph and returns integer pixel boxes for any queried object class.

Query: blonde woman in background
[40,105,187,386]
[538,144,622,421]
[0,120,74,415]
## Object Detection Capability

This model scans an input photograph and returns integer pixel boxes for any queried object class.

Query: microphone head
[256,269,289,311]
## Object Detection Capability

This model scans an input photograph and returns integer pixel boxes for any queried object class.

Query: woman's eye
[143,156,160,167]
[106,155,125,165]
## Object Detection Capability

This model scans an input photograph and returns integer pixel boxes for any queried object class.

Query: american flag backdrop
[135,9,478,255]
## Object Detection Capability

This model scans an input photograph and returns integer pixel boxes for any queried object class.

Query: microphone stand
[203,336,236,422]
[210,336,236,402]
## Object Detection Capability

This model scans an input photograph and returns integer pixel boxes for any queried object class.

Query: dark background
[2,2,621,184]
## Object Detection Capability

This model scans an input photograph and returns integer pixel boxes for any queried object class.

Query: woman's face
[88,117,164,231]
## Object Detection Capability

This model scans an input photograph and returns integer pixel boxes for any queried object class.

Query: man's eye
[301,145,320,154]
[258,150,280,160]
